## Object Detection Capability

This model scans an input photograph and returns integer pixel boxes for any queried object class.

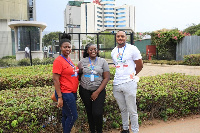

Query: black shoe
[121,130,130,133]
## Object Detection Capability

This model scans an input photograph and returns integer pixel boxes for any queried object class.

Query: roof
[8,21,47,31]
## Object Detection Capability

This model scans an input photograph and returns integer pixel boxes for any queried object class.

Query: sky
[36,0,200,33]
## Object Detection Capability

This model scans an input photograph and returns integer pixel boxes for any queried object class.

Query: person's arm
[53,73,63,108]
[77,61,83,81]
[91,71,110,101]
[134,59,143,75]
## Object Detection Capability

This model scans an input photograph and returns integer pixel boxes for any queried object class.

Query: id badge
[90,74,94,81]
[75,72,77,77]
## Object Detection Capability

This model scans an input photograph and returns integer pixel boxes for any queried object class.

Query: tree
[42,31,62,46]
[82,32,115,48]
[194,30,200,36]
[183,23,200,35]
[150,29,190,60]
[99,32,115,48]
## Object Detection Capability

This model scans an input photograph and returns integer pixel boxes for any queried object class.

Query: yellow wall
[0,0,28,20]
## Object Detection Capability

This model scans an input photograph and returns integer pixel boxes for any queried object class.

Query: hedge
[0,72,199,132]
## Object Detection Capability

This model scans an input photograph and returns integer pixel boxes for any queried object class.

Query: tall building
[64,0,135,34]
[0,0,36,58]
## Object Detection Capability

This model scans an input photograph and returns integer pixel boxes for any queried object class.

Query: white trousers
[113,80,139,133]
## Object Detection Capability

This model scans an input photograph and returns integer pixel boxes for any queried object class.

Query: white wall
[0,20,12,58]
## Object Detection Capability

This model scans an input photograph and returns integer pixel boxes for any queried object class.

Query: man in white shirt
[111,30,143,133]
[44,46,48,58]
[25,45,30,58]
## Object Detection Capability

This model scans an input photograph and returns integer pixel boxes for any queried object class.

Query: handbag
[51,92,58,102]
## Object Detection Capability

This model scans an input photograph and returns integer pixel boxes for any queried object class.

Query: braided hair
[83,43,99,58]
[59,32,71,47]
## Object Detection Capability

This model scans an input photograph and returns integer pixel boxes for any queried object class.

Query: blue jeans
[55,91,78,133]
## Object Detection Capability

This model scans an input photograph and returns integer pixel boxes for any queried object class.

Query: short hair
[117,30,127,34]
[59,32,71,46]
[83,43,99,58]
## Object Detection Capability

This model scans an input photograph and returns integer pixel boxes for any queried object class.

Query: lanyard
[89,57,96,74]
[61,55,74,68]
[118,44,126,61]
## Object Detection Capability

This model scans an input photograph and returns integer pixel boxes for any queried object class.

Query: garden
[0,27,200,132]
[0,57,199,132]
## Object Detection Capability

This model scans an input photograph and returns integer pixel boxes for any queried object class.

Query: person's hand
[91,91,99,101]
[57,98,63,108]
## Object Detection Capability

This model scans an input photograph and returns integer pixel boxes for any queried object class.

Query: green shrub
[143,60,185,65]
[1,56,16,59]
[99,51,112,59]
[0,65,53,90]
[41,58,55,65]
[0,65,200,132]
[32,58,42,65]
[0,59,18,67]
[0,86,59,133]
[17,58,30,66]
[183,54,200,66]
[0,59,8,67]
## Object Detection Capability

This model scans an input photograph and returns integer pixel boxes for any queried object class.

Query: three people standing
[111,30,143,133]
[52,31,142,133]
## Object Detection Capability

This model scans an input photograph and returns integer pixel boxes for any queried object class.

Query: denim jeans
[55,91,78,133]
[113,81,139,133]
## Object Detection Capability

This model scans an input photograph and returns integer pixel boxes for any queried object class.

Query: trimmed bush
[17,58,30,66]
[183,54,200,66]
[0,65,53,90]
[0,86,60,133]
[0,65,199,132]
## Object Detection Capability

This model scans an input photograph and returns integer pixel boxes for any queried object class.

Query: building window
[116,25,126,27]
[97,15,102,18]
[104,12,114,14]
[97,20,102,23]
[104,16,115,19]
[97,7,102,10]
[105,4,115,6]
[104,21,115,23]
[116,12,125,15]
[116,8,125,11]
[17,26,40,51]
[104,8,114,10]
[105,25,114,27]
[97,11,102,14]
[116,16,126,19]
[116,20,126,23]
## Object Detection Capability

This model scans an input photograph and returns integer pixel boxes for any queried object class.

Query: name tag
[90,74,94,81]
[75,72,77,77]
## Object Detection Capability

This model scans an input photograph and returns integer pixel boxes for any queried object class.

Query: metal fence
[176,35,200,60]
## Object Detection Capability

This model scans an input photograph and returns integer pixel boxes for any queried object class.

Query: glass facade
[17,26,40,51]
